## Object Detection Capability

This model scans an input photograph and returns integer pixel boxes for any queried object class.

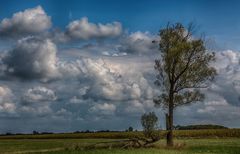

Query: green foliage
[174,124,228,130]
[154,23,217,108]
[141,112,159,139]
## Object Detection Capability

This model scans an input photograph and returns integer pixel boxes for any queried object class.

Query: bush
[141,112,160,140]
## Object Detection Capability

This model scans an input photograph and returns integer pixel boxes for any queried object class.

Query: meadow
[0,129,240,154]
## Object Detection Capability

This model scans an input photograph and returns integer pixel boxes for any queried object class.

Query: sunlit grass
[0,130,240,154]
[0,138,239,154]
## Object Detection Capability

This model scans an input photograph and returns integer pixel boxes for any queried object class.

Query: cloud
[199,98,240,118]
[190,95,240,126]
[0,86,16,114]
[0,6,51,38]
[57,59,87,78]
[20,105,52,117]
[3,37,59,80]
[0,56,8,77]
[68,96,86,104]
[89,103,116,115]
[67,86,90,104]
[209,50,240,107]
[57,57,156,118]
[19,86,56,117]
[67,58,155,104]
[22,86,57,103]
[65,17,122,40]
[118,31,158,54]
[124,100,145,114]
[55,108,72,118]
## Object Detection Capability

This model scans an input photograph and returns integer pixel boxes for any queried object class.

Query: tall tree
[154,23,216,146]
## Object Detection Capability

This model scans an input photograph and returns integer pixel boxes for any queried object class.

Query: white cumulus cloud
[0,6,51,38]
[0,86,16,113]
[22,86,57,103]
[89,103,116,115]
[3,37,59,80]
[118,31,158,54]
[65,17,122,40]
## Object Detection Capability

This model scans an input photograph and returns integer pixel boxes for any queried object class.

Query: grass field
[0,138,239,154]
[0,129,240,154]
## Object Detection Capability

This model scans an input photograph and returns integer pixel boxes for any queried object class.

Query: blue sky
[1,0,240,50]
[0,1,240,133]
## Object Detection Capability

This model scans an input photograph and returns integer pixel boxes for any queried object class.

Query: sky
[0,0,240,133]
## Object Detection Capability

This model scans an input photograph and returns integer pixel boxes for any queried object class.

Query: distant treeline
[174,124,228,130]
[2,131,54,136]
[1,125,229,136]
[1,129,134,136]
[1,126,137,136]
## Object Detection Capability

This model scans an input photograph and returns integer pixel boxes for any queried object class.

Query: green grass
[0,130,240,154]
[0,139,114,153]
[0,138,239,154]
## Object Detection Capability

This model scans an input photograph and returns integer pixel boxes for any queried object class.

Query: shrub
[141,112,160,140]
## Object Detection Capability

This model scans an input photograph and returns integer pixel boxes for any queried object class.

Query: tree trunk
[167,88,174,146]
[167,105,173,146]
[165,113,169,130]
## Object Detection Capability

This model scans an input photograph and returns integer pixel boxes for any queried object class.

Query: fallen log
[82,136,160,149]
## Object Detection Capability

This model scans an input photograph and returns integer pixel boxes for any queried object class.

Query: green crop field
[0,129,240,154]
[0,138,240,154]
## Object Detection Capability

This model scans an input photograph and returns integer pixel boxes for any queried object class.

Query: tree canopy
[154,23,216,109]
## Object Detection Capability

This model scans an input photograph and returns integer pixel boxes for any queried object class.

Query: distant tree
[5,132,13,136]
[74,131,80,133]
[128,126,134,132]
[141,112,159,140]
[32,130,39,135]
[154,23,217,146]
[85,130,90,133]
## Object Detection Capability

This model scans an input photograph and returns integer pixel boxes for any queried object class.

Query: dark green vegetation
[0,129,239,154]
[174,124,228,130]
